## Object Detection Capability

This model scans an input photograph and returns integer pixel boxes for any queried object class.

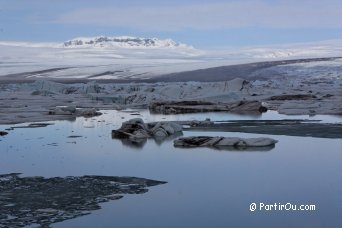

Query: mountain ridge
[63,36,192,49]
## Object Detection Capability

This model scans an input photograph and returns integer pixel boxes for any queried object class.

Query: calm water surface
[0,110,341,227]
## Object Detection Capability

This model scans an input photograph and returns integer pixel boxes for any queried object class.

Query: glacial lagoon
[1,110,341,227]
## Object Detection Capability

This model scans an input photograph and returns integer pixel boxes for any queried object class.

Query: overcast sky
[1,0,342,47]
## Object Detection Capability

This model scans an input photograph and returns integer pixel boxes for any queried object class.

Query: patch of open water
[0,110,341,227]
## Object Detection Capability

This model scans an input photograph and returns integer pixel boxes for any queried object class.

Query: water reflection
[116,133,275,152]
[175,144,276,152]
[119,138,147,149]
[115,132,184,149]
[0,173,166,227]
[102,109,342,124]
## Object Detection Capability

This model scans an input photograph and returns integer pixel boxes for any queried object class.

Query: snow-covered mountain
[63,36,191,49]
[1,37,342,81]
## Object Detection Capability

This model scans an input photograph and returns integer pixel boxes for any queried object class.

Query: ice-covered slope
[0,36,205,80]
[0,37,342,81]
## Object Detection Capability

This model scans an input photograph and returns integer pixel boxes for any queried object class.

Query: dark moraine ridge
[0,67,72,81]
[184,120,342,139]
[150,57,342,82]
[0,57,340,84]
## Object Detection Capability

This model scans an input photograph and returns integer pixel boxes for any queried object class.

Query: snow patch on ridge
[62,36,193,49]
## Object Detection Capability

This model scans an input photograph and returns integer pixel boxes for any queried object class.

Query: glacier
[0,37,342,81]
